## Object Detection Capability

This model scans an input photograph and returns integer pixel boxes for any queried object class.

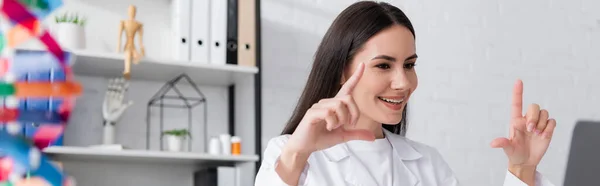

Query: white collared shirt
[255,129,555,186]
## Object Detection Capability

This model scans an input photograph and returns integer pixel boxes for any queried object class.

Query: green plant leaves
[55,12,86,26]
[162,129,191,138]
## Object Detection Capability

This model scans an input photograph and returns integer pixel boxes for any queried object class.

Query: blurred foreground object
[0,0,80,185]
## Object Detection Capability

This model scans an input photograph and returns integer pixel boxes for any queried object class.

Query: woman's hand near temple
[276,62,375,185]
[285,62,375,155]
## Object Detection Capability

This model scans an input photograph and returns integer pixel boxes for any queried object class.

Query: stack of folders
[171,0,257,67]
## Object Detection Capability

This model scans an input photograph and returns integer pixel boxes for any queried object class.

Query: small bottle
[208,136,221,155]
[219,134,231,155]
[231,136,241,155]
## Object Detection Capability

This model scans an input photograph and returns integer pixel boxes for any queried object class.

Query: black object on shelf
[194,168,218,186]
[145,73,208,152]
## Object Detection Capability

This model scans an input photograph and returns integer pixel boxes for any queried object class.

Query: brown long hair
[280,1,415,136]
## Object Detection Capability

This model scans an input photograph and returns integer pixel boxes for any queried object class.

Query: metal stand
[145,73,208,152]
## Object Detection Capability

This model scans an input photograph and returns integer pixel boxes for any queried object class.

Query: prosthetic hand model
[101,77,132,145]
[0,0,81,185]
[102,78,132,124]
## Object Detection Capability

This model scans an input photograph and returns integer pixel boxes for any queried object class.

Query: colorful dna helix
[0,0,81,185]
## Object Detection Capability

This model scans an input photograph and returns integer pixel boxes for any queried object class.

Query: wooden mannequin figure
[117,5,145,79]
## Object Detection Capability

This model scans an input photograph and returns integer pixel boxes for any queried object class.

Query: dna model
[0,0,81,185]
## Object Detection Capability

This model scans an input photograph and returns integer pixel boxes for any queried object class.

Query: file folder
[210,0,227,65]
[171,0,192,61]
[226,0,238,65]
[237,0,256,67]
[190,0,210,64]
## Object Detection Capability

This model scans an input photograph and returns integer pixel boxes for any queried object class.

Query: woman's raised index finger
[337,62,365,96]
[511,79,524,118]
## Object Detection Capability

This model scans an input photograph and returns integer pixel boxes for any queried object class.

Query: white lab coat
[255,129,555,186]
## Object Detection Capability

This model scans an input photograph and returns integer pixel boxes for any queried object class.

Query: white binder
[210,0,227,65]
[171,0,191,61]
[190,0,210,64]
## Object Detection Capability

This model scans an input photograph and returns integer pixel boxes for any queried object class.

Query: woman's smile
[377,96,405,111]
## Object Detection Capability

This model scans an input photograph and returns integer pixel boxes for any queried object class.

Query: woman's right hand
[284,62,376,156]
[273,63,375,185]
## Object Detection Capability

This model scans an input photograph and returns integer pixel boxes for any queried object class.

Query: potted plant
[54,12,87,50]
[162,129,191,152]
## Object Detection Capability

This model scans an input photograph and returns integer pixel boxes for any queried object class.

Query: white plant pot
[55,23,86,50]
[165,135,185,152]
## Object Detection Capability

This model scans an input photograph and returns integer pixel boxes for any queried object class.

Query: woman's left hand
[490,80,557,183]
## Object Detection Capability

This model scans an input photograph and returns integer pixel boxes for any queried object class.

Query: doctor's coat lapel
[322,144,379,186]
[321,129,422,186]
[384,129,422,186]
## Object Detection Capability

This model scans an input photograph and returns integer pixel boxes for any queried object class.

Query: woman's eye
[404,62,416,69]
[375,63,391,69]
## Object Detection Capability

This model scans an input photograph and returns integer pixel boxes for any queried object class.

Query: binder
[171,0,192,61]
[210,0,227,65]
[226,0,238,65]
[237,0,256,67]
[190,0,210,64]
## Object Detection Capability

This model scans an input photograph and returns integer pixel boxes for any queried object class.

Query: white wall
[260,0,600,185]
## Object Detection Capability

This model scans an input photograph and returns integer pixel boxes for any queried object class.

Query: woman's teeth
[378,97,403,104]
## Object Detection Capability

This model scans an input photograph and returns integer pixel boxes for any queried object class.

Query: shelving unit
[15,47,259,86]
[72,50,259,86]
[13,0,263,185]
[12,47,262,185]
[43,146,259,167]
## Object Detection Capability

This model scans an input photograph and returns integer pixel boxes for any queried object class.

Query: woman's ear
[340,73,346,85]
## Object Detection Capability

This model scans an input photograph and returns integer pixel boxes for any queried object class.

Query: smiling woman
[255,1,557,186]
[279,2,417,137]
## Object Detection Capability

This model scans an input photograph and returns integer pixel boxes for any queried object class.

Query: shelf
[43,146,259,167]
[15,47,259,86]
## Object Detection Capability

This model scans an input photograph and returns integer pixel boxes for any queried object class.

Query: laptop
[563,120,600,186]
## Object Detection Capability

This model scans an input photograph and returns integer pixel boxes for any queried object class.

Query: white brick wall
[261,0,600,185]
